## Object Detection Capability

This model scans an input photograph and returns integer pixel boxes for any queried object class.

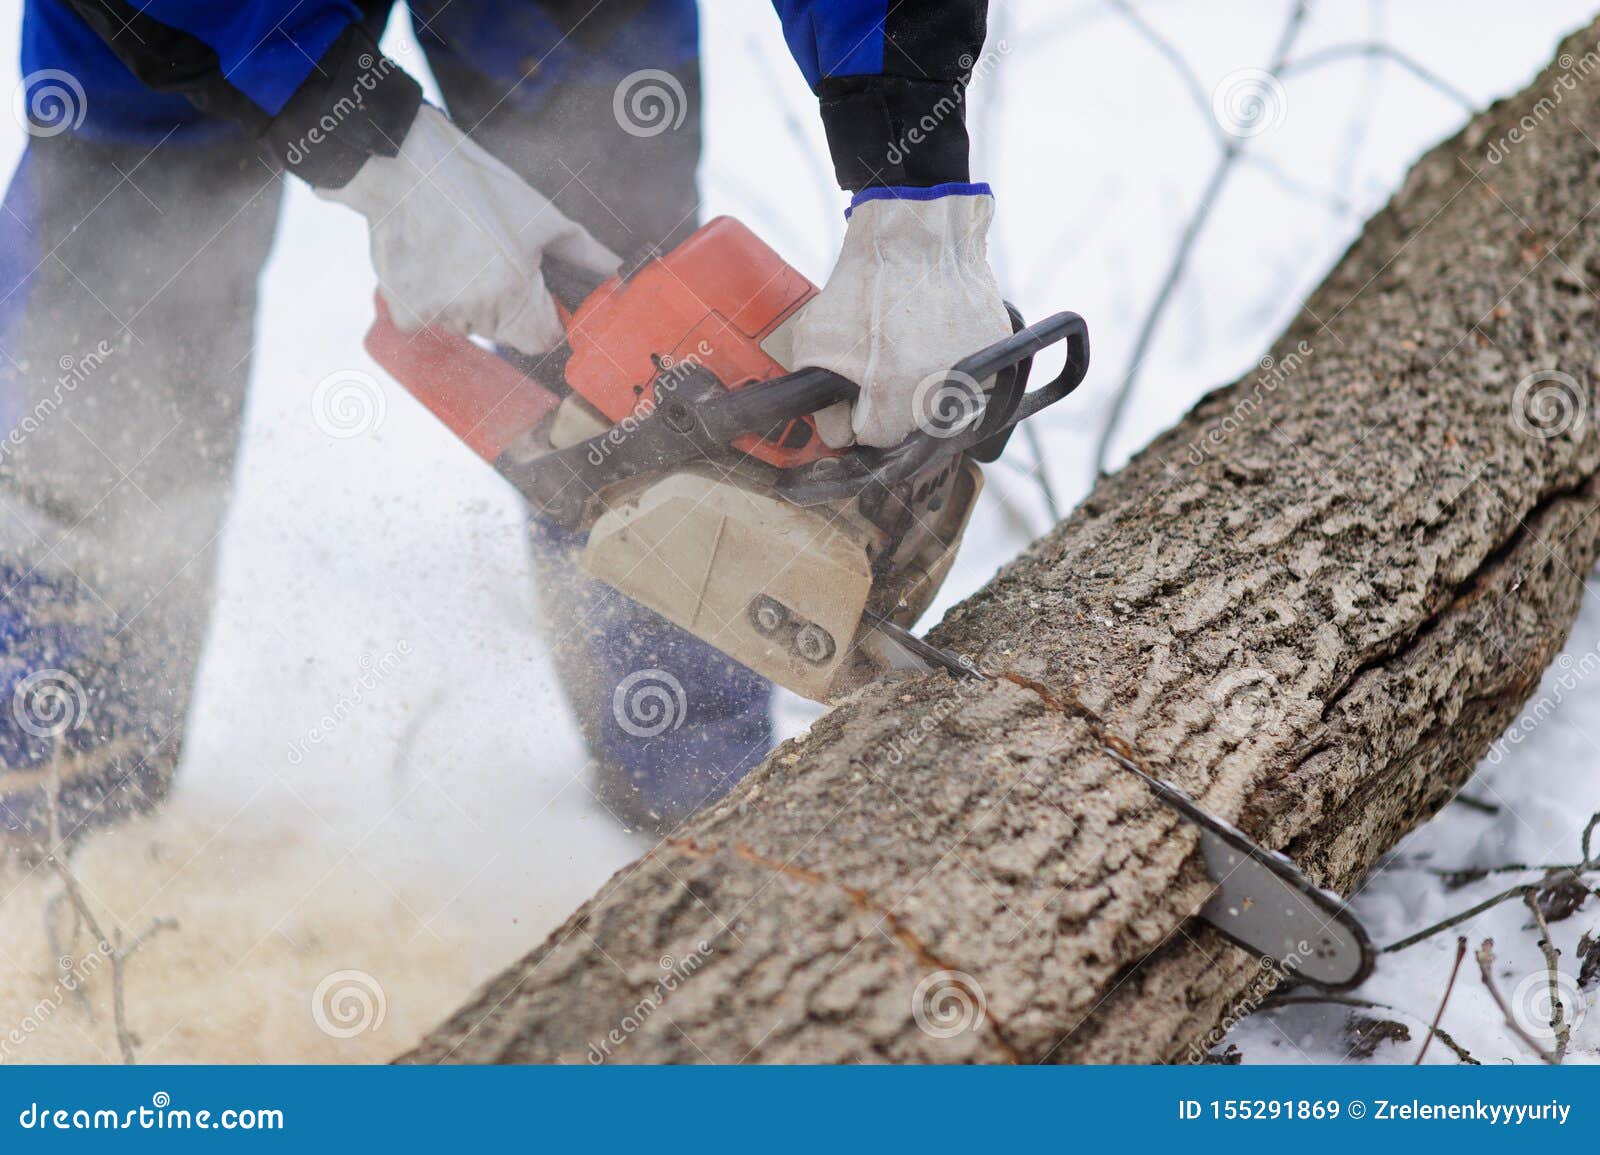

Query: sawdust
[0,797,479,1064]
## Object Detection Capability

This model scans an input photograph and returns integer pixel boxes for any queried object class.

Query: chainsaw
[366,216,1087,700]
[364,216,1373,991]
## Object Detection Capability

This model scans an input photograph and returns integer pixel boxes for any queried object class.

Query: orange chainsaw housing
[564,216,828,468]
[365,216,831,471]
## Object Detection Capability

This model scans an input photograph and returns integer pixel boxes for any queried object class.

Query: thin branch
[1523,890,1570,1063]
[1414,936,1467,1064]
[1329,0,1387,209]
[1092,0,1311,476]
[1021,424,1063,524]
[1475,938,1558,1064]
[1261,993,1478,1065]
[44,887,95,1020]
[744,34,843,259]
[1091,154,1235,477]
[1240,152,1354,216]
[1387,860,1597,883]
[1014,0,1138,60]
[975,1,1059,526]
[1383,882,1536,953]
[39,756,175,1064]
[1451,792,1501,815]
[983,464,1052,542]
[1283,42,1475,111]
[1104,0,1218,139]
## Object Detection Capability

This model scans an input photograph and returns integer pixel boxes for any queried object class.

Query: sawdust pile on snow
[0,800,480,1064]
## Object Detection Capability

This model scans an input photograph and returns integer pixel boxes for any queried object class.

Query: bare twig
[1329,0,1388,210]
[1383,882,1537,953]
[1240,153,1354,216]
[974,4,1061,527]
[1476,938,1559,1064]
[1104,0,1217,138]
[1262,992,1479,1064]
[44,887,95,1020]
[390,687,446,792]
[1092,0,1312,476]
[1450,792,1501,815]
[985,463,1053,540]
[1283,42,1475,110]
[1020,424,1062,524]
[38,756,176,1064]
[1386,811,1600,952]
[1015,0,1132,59]
[1522,890,1570,1063]
[1415,935,1467,1064]
[1389,861,1598,889]
[744,34,842,259]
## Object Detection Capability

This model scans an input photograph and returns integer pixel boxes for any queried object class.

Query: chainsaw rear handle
[773,310,1090,506]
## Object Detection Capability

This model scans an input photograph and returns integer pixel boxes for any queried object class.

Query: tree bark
[407,20,1600,1064]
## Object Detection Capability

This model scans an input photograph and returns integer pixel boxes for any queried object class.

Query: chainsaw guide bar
[865,616,1375,991]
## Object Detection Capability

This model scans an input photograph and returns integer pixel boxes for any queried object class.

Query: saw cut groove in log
[406,21,1600,1064]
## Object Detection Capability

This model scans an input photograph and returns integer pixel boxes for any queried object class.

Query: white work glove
[318,104,620,355]
[790,185,1012,449]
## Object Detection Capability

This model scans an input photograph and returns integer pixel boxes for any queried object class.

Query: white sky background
[0,0,1597,1063]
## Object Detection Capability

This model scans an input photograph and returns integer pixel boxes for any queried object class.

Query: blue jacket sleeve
[771,0,990,190]
[58,0,422,187]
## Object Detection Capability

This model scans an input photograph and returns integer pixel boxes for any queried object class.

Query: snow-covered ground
[1,0,1598,1063]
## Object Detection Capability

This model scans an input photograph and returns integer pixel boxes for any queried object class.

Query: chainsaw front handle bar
[775,310,1089,505]
[500,309,1088,527]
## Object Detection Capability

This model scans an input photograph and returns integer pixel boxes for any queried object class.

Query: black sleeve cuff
[817,76,973,192]
[264,24,423,189]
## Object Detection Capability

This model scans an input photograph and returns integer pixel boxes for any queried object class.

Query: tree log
[407,21,1600,1064]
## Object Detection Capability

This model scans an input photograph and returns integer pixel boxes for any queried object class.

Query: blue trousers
[0,0,770,839]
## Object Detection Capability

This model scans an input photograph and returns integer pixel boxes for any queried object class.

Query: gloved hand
[319,105,620,355]
[790,184,1012,449]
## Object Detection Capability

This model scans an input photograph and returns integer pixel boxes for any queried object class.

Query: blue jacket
[32,0,987,190]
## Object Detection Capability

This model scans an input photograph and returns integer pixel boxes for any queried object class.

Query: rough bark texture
[407,21,1600,1064]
